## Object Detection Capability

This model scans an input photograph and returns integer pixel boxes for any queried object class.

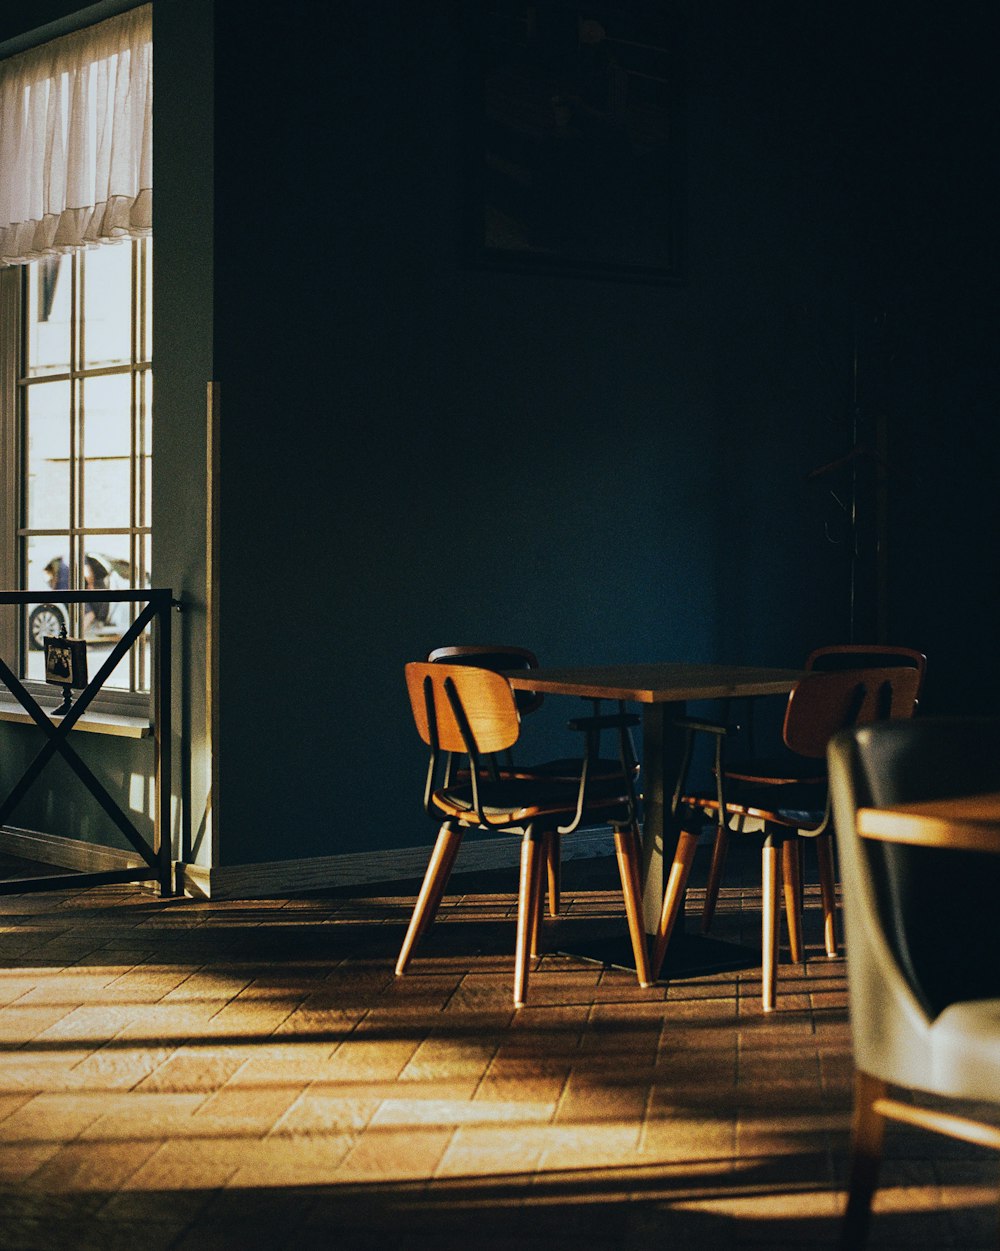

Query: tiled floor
[0,841,997,1250]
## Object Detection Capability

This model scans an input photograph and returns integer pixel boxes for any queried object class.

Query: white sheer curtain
[0,4,151,267]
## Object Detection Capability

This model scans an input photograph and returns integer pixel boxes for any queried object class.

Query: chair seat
[455,757,634,784]
[724,753,825,786]
[686,781,827,830]
[433,775,629,824]
[518,756,639,783]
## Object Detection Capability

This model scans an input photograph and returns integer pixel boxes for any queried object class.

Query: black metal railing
[0,588,174,896]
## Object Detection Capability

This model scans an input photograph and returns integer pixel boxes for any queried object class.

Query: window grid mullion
[70,252,83,638]
[129,240,140,689]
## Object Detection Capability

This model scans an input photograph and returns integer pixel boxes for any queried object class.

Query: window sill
[0,696,151,738]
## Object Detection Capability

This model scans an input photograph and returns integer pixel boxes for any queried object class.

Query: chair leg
[530,832,551,958]
[613,823,652,988]
[651,828,700,980]
[546,832,561,918]
[395,823,463,976]
[761,834,780,1011]
[816,832,839,957]
[514,827,543,1008]
[840,1070,887,1251]
[782,837,804,965]
[701,817,731,933]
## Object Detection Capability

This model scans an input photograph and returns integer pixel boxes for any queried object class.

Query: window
[0,5,153,710]
[1,238,152,700]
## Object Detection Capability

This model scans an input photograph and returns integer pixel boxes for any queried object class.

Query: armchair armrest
[557,703,640,835]
[669,717,739,820]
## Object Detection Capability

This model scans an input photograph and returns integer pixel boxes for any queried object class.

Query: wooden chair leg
[546,833,561,918]
[839,1070,887,1251]
[530,832,551,958]
[761,834,780,1011]
[782,837,804,965]
[651,828,700,980]
[514,827,543,1008]
[395,823,463,976]
[701,818,731,933]
[816,832,838,957]
[613,823,652,988]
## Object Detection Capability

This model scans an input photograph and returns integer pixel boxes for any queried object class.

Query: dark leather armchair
[828,717,1000,1247]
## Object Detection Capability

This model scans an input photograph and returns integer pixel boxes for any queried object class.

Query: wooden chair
[652,666,921,1010]
[700,644,927,934]
[828,718,1000,1247]
[397,661,652,1008]
[427,644,639,918]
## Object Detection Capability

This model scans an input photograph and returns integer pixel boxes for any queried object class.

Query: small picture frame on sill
[44,636,88,690]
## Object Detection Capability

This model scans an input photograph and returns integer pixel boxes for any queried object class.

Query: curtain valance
[0,4,151,267]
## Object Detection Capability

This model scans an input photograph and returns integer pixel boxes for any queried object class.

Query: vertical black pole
[154,592,174,895]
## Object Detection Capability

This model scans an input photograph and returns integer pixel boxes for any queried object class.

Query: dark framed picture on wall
[465,2,684,284]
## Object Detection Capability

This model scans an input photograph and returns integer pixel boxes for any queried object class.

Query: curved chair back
[782,665,921,759]
[405,661,520,757]
[427,645,543,716]
[807,644,926,694]
[829,717,1000,1088]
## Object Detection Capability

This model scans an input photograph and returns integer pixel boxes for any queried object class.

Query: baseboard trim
[182,827,617,900]
[0,825,144,874]
[0,824,716,901]
[1,824,619,901]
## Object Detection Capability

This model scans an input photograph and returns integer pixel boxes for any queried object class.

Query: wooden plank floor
[0,842,997,1249]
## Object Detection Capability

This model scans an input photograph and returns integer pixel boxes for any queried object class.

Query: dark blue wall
[209,2,854,861]
[844,5,1000,717]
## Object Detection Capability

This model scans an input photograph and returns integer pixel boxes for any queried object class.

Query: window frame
[0,240,152,718]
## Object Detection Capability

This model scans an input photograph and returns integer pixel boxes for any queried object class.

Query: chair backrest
[405,661,521,757]
[828,718,1000,1091]
[783,665,921,758]
[806,644,927,696]
[427,645,543,716]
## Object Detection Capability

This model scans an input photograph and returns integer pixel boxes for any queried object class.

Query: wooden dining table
[504,661,802,974]
[857,792,1000,854]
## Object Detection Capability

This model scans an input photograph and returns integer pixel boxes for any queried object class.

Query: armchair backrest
[829,718,1000,1087]
[782,665,921,759]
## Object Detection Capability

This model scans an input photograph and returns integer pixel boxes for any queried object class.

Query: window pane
[25,382,72,529]
[83,538,134,688]
[139,530,152,692]
[83,243,132,367]
[143,238,153,362]
[26,256,71,376]
[23,535,74,681]
[141,372,152,527]
[81,374,132,530]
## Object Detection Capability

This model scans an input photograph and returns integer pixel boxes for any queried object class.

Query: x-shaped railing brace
[0,590,173,895]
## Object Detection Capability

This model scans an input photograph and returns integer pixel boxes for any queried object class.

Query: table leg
[639,700,686,933]
[639,700,758,979]
[554,697,758,981]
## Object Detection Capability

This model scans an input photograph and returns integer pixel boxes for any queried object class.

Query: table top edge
[503,663,803,703]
